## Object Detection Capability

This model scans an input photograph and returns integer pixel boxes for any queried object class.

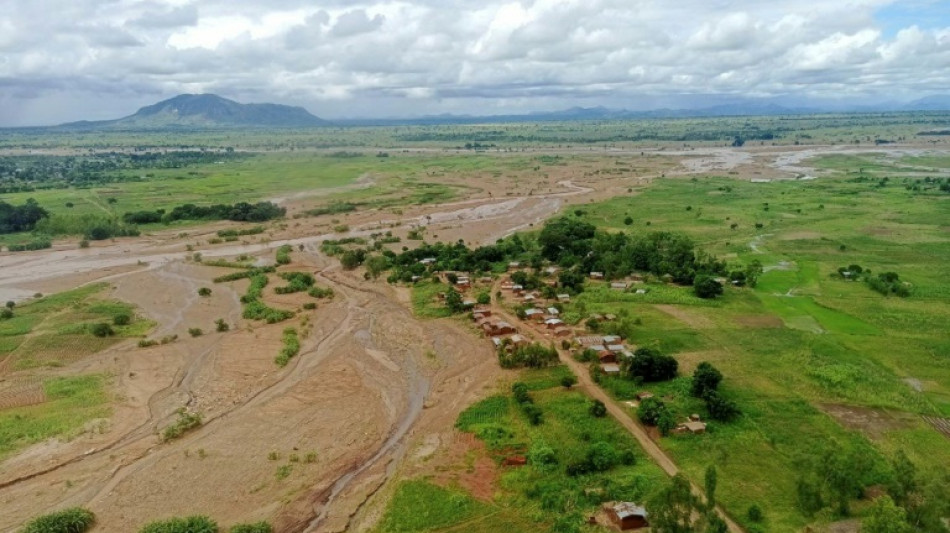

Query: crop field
[0,283,153,373]
[557,171,950,530]
[0,374,109,459]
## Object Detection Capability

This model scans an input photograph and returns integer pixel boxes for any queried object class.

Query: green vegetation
[240,274,294,323]
[0,375,109,459]
[20,507,95,533]
[307,285,334,299]
[380,366,668,532]
[275,272,314,294]
[212,266,276,283]
[123,201,284,225]
[274,245,292,265]
[275,328,300,367]
[229,522,272,533]
[0,284,153,370]
[138,516,217,533]
[161,408,202,442]
[497,342,559,369]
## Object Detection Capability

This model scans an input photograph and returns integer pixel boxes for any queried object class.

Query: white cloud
[1,0,950,125]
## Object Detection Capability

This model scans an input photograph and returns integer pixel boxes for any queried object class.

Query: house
[511,284,524,294]
[602,335,621,344]
[611,282,628,290]
[603,313,617,322]
[607,344,625,353]
[576,335,605,347]
[676,421,707,435]
[601,363,621,376]
[482,321,516,336]
[509,334,530,347]
[635,288,648,295]
[491,337,503,349]
[472,306,492,317]
[553,327,572,337]
[419,257,436,265]
[544,266,559,275]
[630,274,644,282]
[456,278,472,290]
[501,281,514,290]
[557,294,571,303]
[545,318,564,329]
[411,275,422,282]
[472,312,486,321]
[479,276,493,284]
[619,349,635,359]
[524,308,544,321]
[590,271,605,280]
[507,261,522,271]
[462,299,476,308]
[635,391,654,401]
[522,294,536,303]
[546,307,560,316]
[606,502,649,530]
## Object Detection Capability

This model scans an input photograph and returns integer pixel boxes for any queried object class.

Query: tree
[89,323,114,337]
[862,496,910,533]
[888,449,917,507]
[637,397,668,425]
[704,513,728,533]
[691,362,723,398]
[476,291,491,305]
[445,272,459,285]
[197,287,212,297]
[340,249,364,270]
[693,275,723,299]
[561,375,578,389]
[589,399,607,417]
[365,255,391,279]
[703,390,739,421]
[648,474,699,533]
[625,347,678,382]
[558,270,585,292]
[4,301,13,310]
[445,288,464,314]
[705,465,718,509]
[113,313,131,326]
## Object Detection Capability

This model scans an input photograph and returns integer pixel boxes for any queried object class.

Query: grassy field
[0,283,153,371]
[560,172,950,530]
[0,374,110,459]
[375,365,669,533]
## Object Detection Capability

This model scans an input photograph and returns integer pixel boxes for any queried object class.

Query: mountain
[61,94,328,129]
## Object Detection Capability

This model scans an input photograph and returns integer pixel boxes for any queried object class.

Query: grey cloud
[330,9,385,38]
[128,4,199,29]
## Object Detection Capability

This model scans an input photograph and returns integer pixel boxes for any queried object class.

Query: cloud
[1,0,950,125]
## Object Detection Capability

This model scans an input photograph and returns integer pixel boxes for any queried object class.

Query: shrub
[0,308,13,320]
[230,522,272,533]
[691,361,723,397]
[215,319,230,332]
[138,515,218,533]
[89,322,115,337]
[637,397,669,426]
[188,328,203,337]
[747,504,764,522]
[302,302,316,310]
[138,339,158,348]
[275,244,292,265]
[162,408,202,442]
[308,286,334,299]
[589,399,607,417]
[275,328,300,367]
[560,375,578,389]
[693,275,724,299]
[114,313,132,326]
[78,239,90,249]
[197,287,212,297]
[21,507,95,533]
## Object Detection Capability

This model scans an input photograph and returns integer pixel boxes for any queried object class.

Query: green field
[376,366,669,533]
[0,283,153,370]
[0,374,110,459]
[561,174,950,530]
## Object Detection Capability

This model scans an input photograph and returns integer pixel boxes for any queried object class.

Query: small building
[462,299,476,308]
[607,344,625,353]
[557,294,571,303]
[544,266,559,275]
[483,321,516,336]
[546,307,560,316]
[611,282,628,290]
[472,312,486,321]
[419,257,436,265]
[511,284,524,294]
[635,288,648,295]
[411,275,422,282]
[603,313,617,322]
[509,334,530,347]
[619,349,635,359]
[602,335,621,344]
[601,363,621,376]
[553,327,572,338]
[545,318,564,329]
[507,261,522,271]
[678,421,707,435]
[472,306,492,317]
[522,294,536,303]
[524,308,544,321]
[606,502,649,530]
[501,281,514,290]
[576,335,604,346]
[491,337,503,348]
[635,391,654,401]
[479,276,493,284]
[590,272,605,280]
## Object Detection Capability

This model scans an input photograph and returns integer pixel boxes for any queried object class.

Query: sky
[1,0,949,126]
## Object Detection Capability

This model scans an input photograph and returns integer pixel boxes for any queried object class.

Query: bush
[589,399,607,417]
[693,275,723,299]
[138,339,158,348]
[113,313,132,326]
[89,322,115,337]
[690,361,723,397]
[215,319,230,332]
[21,507,95,533]
[561,375,578,389]
[275,328,300,367]
[188,328,203,337]
[302,302,316,310]
[275,244,292,265]
[637,397,668,426]
[747,504,764,522]
[138,515,218,533]
[78,239,90,249]
[162,408,202,442]
[230,523,272,533]
[0,308,13,320]
[197,287,212,297]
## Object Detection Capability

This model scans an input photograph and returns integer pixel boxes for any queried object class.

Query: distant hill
[61,94,328,129]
